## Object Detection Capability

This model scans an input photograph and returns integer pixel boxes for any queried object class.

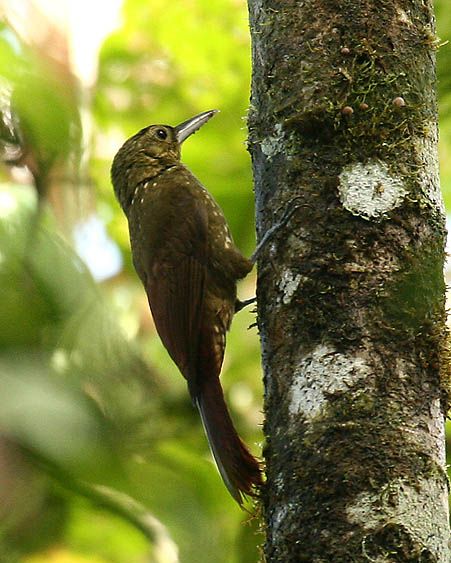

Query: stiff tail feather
[195,377,263,504]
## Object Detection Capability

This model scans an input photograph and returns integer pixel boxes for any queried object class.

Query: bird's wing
[144,197,208,385]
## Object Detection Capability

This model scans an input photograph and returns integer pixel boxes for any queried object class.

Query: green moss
[287,49,432,178]
[437,318,451,411]
[382,239,445,330]
[277,3,439,206]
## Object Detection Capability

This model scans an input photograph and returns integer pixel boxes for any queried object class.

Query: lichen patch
[396,6,413,26]
[261,123,284,160]
[278,269,302,305]
[427,397,446,466]
[289,344,372,419]
[271,501,295,542]
[413,127,444,214]
[338,160,407,220]
[347,477,450,562]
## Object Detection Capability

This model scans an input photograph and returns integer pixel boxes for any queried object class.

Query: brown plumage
[111,110,262,503]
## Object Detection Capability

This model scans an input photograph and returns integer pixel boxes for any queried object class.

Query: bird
[111,110,262,504]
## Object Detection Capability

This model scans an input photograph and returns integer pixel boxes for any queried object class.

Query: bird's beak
[175,109,219,144]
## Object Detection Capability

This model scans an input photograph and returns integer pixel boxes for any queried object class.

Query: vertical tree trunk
[247,1,450,561]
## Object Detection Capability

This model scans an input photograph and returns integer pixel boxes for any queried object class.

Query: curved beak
[175,109,219,144]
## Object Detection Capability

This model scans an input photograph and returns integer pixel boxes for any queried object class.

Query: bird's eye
[156,128,167,140]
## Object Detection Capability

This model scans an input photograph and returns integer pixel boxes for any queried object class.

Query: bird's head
[111,109,218,212]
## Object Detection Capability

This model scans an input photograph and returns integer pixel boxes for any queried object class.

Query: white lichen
[261,123,284,160]
[347,477,450,562]
[338,160,407,220]
[414,126,444,214]
[271,502,295,541]
[273,474,285,493]
[427,397,447,466]
[272,504,288,533]
[395,359,446,468]
[396,6,413,26]
[278,269,302,305]
[289,344,372,419]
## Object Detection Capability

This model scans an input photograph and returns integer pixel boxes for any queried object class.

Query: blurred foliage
[436,0,451,205]
[0,0,450,561]
[0,23,81,198]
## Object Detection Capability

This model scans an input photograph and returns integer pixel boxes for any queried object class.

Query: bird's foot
[235,297,256,313]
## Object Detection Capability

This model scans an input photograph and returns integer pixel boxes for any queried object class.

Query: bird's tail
[195,377,263,504]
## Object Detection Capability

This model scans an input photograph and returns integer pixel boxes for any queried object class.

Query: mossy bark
[247,0,450,561]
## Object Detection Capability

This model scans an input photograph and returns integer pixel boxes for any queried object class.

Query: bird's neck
[119,158,182,214]
[132,157,176,183]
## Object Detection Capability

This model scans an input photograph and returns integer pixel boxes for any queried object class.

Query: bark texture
[247,0,450,561]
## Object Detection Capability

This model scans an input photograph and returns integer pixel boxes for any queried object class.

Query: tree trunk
[247,1,450,561]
